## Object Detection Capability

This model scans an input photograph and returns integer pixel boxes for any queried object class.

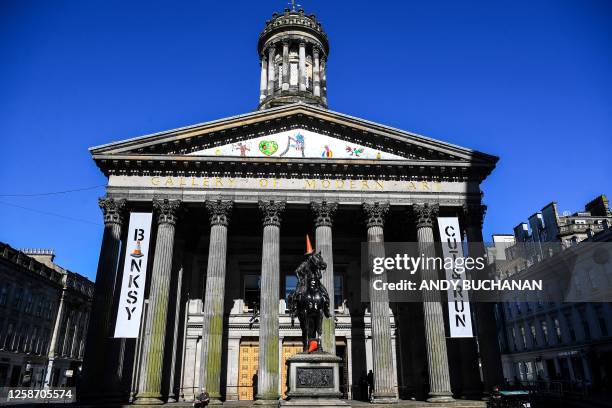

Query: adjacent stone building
[80,6,504,405]
[490,195,612,395]
[0,243,93,388]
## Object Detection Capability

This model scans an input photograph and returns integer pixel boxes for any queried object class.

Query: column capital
[463,203,487,229]
[98,197,126,226]
[267,43,276,53]
[153,198,181,226]
[205,199,233,227]
[363,202,389,228]
[412,203,439,229]
[259,200,286,227]
[311,201,338,227]
[312,45,320,56]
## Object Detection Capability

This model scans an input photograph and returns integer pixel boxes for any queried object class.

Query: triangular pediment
[187,128,407,160]
[90,103,498,181]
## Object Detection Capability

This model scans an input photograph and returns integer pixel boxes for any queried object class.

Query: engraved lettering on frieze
[295,367,334,388]
[141,176,446,192]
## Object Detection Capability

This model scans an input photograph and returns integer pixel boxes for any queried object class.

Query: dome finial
[289,0,301,11]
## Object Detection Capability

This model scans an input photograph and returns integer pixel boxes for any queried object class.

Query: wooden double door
[237,339,303,400]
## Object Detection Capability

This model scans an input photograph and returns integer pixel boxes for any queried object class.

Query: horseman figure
[288,235,331,352]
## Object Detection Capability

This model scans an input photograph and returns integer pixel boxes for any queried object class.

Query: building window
[243,275,260,311]
[3,322,15,350]
[12,288,23,310]
[529,322,538,346]
[520,325,527,349]
[582,319,591,340]
[24,292,33,314]
[35,298,43,317]
[565,313,576,342]
[285,275,297,304]
[290,63,298,86]
[334,275,343,309]
[553,317,562,343]
[541,320,549,345]
[596,306,608,337]
[0,283,9,306]
[511,327,517,351]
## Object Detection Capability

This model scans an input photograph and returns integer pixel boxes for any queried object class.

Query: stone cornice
[92,155,492,183]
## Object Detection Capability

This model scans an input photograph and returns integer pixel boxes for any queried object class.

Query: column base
[427,392,455,403]
[132,394,164,405]
[371,393,399,404]
[371,389,398,404]
[254,398,280,407]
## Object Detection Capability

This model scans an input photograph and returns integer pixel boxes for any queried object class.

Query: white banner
[437,217,473,338]
[114,212,153,338]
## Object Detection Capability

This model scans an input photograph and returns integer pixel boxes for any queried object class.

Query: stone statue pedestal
[281,351,348,407]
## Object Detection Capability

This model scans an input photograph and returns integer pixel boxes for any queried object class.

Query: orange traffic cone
[308,339,318,353]
[305,234,314,255]
[131,241,144,258]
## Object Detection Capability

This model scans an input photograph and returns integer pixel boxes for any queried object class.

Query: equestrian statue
[287,235,331,353]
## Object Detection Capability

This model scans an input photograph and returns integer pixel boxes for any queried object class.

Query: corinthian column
[320,56,327,104]
[80,197,126,399]
[282,40,290,91]
[267,45,276,97]
[259,55,268,102]
[413,203,454,403]
[313,46,321,97]
[199,199,233,405]
[463,203,504,393]
[134,199,181,405]
[298,41,306,91]
[363,202,398,403]
[255,200,285,406]
[311,201,337,354]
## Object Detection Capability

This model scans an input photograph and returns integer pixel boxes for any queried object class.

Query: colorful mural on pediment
[187,129,406,160]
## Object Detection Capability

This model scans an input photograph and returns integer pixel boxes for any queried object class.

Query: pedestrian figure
[367,370,374,401]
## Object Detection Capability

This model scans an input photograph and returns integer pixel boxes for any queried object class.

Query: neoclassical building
[80,6,503,406]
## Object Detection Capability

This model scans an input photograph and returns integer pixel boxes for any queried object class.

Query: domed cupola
[257,6,329,110]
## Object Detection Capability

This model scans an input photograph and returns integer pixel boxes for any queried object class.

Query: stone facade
[0,243,93,389]
[80,5,503,405]
[490,194,612,396]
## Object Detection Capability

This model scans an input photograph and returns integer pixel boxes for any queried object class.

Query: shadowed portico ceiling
[90,103,498,181]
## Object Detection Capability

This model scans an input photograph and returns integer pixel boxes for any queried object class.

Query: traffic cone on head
[308,339,318,353]
[305,234,314,255]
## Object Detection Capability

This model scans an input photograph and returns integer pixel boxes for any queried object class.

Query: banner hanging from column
[114,212,153,338]
[437,217,473,338]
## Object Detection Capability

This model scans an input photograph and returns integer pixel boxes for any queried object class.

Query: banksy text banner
[437,217,473,338]
[114,212,153,338]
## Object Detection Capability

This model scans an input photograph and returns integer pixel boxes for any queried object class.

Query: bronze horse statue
[287,250,331,352]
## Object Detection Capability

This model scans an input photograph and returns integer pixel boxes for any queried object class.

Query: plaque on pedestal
[281,351,347,407]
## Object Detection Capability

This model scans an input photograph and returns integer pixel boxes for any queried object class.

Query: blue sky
[1,0,610,281]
